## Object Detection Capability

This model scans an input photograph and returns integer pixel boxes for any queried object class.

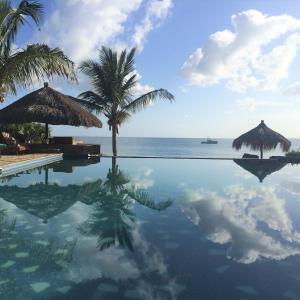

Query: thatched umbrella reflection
[232,120,291,159]
[0,179,101,222]
[0,158,104,222]
[78,158,172,251]
[233,159,287,182]
[0,159,102,222]
[0,83,102,139]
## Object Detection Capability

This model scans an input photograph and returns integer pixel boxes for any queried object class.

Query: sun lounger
[49,136,84,145]
[0,144,7,158]
[2,144,30,155]
[27,143,100,157]
[242,153,259,159]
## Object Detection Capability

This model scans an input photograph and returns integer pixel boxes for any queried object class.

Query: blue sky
[5,0,300,138]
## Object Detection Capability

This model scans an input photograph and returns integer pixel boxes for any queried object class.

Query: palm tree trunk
[112,156,117,173]
[112,124,117,157]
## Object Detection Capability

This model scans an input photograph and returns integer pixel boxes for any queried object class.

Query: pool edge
[0,154,63,178]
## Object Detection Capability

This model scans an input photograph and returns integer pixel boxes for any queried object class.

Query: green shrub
[286,150,300,157]
[0,123,51,144]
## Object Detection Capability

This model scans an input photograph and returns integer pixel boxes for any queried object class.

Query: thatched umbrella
[233,159,287,182]
[0,82,102,139]
[232,120,291,159]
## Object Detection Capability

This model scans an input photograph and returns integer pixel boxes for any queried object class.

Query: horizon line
[67,136,300,139]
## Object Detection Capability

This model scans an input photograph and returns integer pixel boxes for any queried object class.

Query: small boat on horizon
[201,138,218,144]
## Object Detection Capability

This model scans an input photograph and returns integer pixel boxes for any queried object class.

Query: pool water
[1,157,300,299]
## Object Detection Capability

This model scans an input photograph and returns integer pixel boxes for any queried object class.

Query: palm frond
[79,60,102,82]
[79,59,113,101]
[100,47,117,75]
[0,0,43,54]
[117,224,134,251]
[71,97,104,115]
[122,48,136,78]
[122,73,137,96]
[116,110,131,125]
[123,89,174,113]
[0,1,11,31]
[127,189,173,211]
[117,49,126,76]
[78,91,107,106]
[75,90,109,115]
[0,43,76,95]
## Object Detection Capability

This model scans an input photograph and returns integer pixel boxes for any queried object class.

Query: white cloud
[37,0,173,63]
[130,71,155,96]
[180,10,300,92]
[251,33,300,90]
[236,97,290,112]
[181,184,300,264]
[38,0,143,63]
[35,1,165,99]
[179,86,189,93]
[143,168,154,177]
[236,97,258,112]
[284,81,300,95]
[126,166,155,190]
[133,0,173,51]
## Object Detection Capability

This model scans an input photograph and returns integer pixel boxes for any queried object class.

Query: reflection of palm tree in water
[79,158,172,251]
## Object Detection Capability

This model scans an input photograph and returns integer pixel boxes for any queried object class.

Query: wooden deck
[0,154,60,168]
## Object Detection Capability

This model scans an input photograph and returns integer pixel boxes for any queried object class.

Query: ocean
[77,137,300,158]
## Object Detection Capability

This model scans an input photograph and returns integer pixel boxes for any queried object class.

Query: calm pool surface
[1,157,300,299]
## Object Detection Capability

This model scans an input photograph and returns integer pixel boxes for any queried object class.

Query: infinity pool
[1,157,300,299]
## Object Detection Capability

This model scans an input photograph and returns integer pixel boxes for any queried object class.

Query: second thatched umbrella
[232,120,291,159]
[0,82,102,139]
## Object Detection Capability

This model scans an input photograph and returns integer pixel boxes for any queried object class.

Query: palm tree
[0,0,76,102]
[76,47,174,156]
[78,158,172,251]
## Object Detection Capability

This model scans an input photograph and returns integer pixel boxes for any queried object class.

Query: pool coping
[101,155,276,160]
[0,154,63,178]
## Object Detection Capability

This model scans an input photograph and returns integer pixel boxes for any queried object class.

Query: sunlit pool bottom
[1,157,300,300]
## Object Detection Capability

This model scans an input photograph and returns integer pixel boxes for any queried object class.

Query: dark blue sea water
[77,137,300,158]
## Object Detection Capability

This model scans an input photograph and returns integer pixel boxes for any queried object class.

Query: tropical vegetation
[0,123,49,143]
[286,150,300,157]
[0,0,76,102]
[75,47,174,156]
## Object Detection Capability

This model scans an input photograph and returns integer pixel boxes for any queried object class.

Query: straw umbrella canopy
[232,120,291,159]
[0,82,102,139]
[233,159,287,182]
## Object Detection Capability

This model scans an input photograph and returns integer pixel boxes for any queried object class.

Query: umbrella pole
[260,143,263,159]
[45,123,49,144]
